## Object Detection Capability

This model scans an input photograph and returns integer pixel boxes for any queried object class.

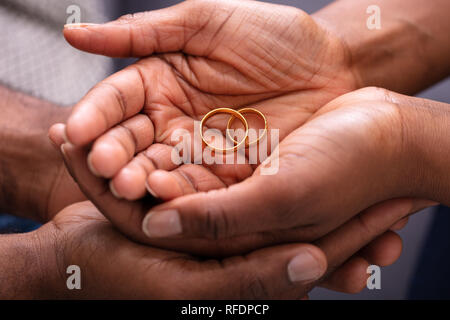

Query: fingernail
[287,250,324,283]
[109,181,122,199]
[86,153,101,177]
[62,129,70,144]
[142,210,182,238]
[64,23,99,29]
[60,144,67,158]
[145,181,158,198]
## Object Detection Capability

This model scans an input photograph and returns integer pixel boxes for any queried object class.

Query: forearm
[313,0,450,95]
[0,229,59,299]
[0,85,70,220]
[396,94,450,205]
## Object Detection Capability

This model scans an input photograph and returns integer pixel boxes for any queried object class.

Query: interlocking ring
[226,108,267,146]
[199,108,249,153]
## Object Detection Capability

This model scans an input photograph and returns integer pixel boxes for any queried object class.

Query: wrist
[312,0,450,95]
[0,86,71,221]
[392,93,450,203]
[0,226,63,299]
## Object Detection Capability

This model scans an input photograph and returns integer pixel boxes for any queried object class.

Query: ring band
[200,108,249,153]
[226,108,267,146]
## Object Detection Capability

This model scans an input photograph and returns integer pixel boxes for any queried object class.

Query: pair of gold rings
[199,107,267,152]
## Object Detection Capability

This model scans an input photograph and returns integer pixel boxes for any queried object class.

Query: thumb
[63,0,236,57]
[140,172,299,240]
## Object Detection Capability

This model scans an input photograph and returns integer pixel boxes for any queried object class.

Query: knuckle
[92,81,128,122]
[201,198,231,240]
[117,12,147,24]
[116,123,139,154]
[104,82,128,119]
[356,86,389,97]
[356,212,379,238]
[239,272,271,299]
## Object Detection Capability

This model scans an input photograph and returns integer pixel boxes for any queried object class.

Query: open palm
[63,0,356,202]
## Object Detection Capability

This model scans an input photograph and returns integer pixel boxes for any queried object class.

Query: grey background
[118,0,449,299]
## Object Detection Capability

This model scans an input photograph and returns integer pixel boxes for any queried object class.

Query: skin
[0,88,401,299]
[315,0,450,94]
[133,87,446,242]
[62,0,357,197]
[60,0,449,202]
[56,0,447,247]
[48,0,444,296]
[0,191,412,298]
[2,0,446,298]
[0,9,407,300]
[0,85,84,222]
[0,0,404,298]
[56,87,448,298]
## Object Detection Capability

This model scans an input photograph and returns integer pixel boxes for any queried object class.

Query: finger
[315,198,414,275]
[389,199,438,230]
[315,199,412,294]
[65,66,145,146]
[87,114,154,178]
[360,231,403,267]
[268,199,428,295]
[140,172,291,239]
[60,137,216,252]
[304,201,408,295]
[320,256,370,294]
[110,143,180,200]
[63,1,233,58]
[320,231,402,293]
[169,243,327,299]
[109,153,154,200]
[182,199,419,298]
[146,165,226,201]
[60,138,222,252]
[59,131,306,258]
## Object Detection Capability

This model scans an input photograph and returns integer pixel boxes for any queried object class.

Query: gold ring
[200,108,249,153]
[226,108,267,146]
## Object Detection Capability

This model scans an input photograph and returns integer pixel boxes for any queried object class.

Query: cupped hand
[138,87,437,243]
[55,0,362,250]
[42,201,324,299]
[39,197,408,298]
[61,0,357,201]
[49,1,417,281]
[52,122,406,295]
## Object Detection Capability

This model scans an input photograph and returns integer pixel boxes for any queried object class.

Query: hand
[52,0,411,274]
[136,87,440,243]
[53,1,435,289]
[11,199,409,298]
[55,0,359,250]
[61,0,356,201]
[52,123,406,295]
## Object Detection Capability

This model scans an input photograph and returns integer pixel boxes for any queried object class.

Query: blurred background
[0,0,448,299]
